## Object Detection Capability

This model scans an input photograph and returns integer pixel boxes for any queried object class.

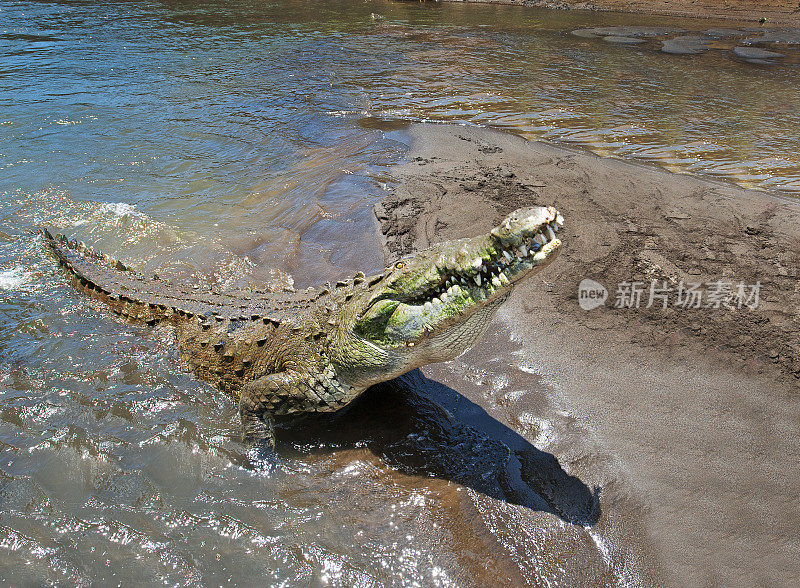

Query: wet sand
[443,0,800,26]
[376,123,800,586]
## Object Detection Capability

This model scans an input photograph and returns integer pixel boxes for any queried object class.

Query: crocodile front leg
[238,370,306,447]
[240,398,275,448]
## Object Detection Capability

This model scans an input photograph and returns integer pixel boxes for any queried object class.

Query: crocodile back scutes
[42,230,316,325]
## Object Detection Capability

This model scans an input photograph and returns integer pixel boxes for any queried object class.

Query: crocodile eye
[395,262,405,269]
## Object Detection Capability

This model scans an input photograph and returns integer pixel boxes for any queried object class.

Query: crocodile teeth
[499,273,510,286]
[474,274,482,287]
[546,226,557,241]
[502,250,513,263]
[432,297,442,307]
[555,213,564,227]
[518,244,528,257]
[424,301,433,312]
[491,276,502,288]
[539,231,548,245]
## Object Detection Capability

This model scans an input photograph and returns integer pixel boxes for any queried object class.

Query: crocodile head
[333,206,564,388]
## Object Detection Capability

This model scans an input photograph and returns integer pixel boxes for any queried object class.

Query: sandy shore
[376,123,800,586]
[441,0,800,26]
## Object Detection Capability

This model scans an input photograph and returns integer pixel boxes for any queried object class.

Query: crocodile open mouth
[355,206,564,347]
[406,212,564,310]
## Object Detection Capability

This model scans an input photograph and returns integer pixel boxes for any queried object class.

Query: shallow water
[1,0,799,585]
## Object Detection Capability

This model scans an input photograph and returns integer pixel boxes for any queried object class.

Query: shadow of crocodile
[279,369,601,527]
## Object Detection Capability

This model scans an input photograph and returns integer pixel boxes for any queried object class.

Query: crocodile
[42,205,564,447]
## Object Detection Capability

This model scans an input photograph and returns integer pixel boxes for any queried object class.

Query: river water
[1,0,799,585]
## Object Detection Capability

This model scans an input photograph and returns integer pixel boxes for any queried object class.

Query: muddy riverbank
[438,0,800,26]
[376,123,800,586]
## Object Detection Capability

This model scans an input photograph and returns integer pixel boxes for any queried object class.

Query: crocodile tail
[41,229,176,326]
[42,230,305,327]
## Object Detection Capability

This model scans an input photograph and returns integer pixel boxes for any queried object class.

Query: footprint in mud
[478,144,503,154]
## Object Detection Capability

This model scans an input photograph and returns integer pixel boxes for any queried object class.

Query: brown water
[1,0,799,585]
